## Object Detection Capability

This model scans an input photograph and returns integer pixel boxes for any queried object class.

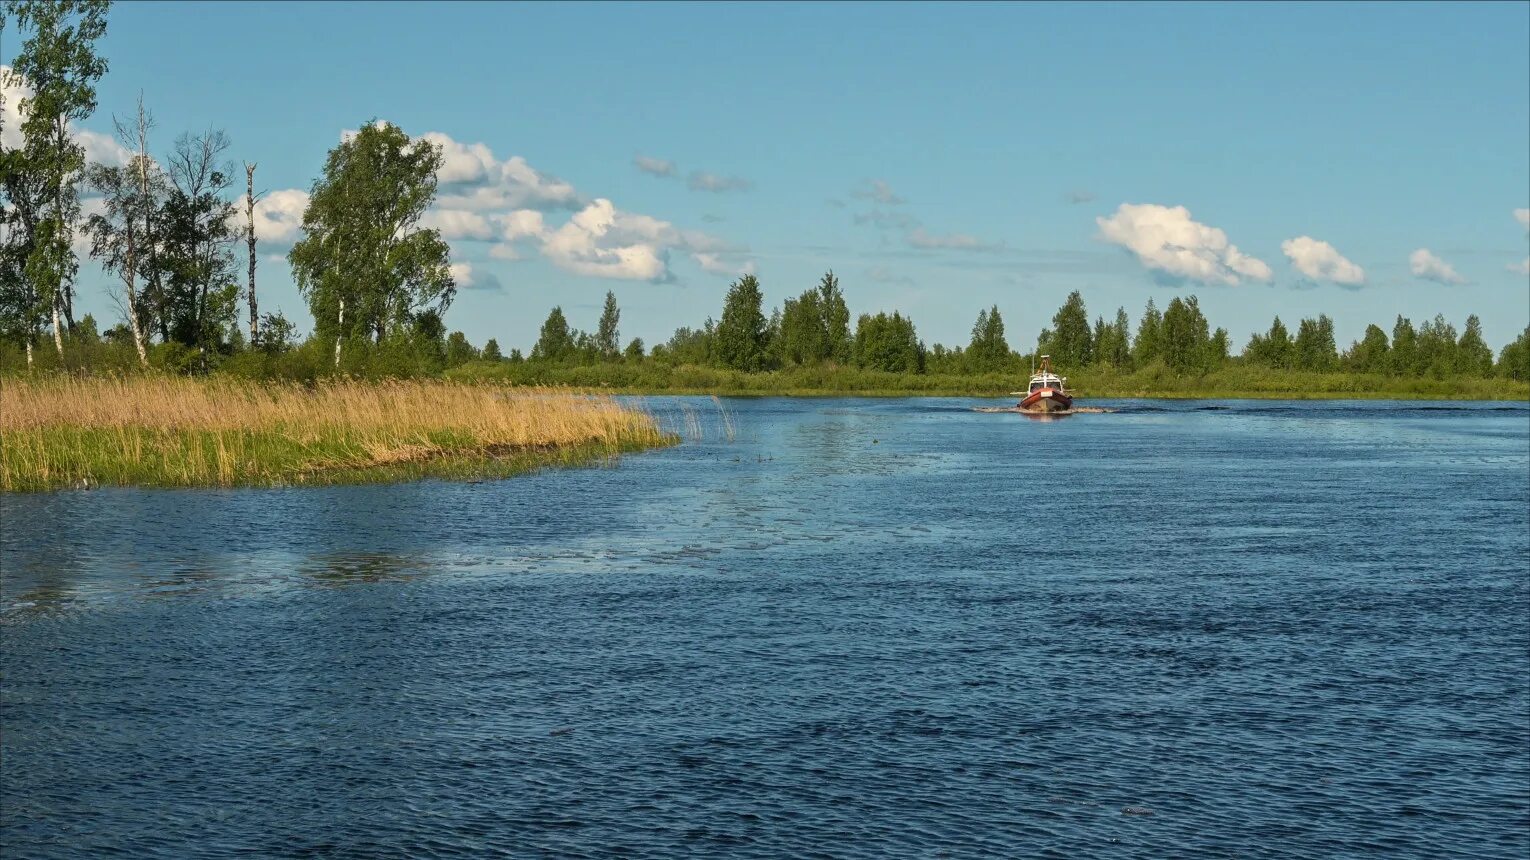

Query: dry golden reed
[0,376,671,491]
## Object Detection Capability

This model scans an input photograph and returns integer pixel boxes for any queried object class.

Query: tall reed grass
[0,377,673,491]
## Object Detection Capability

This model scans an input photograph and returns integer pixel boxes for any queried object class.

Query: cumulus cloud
[421,208,495,241]
[1280,236,1365,286]
[448,261,504,292]
[1516,208,1529,231]
[1408,248,1465,285]
[1509,258,1530,276]
[906,227,1001,252]
[633,154,676,178]
[851,179,905,205]
[1096,203,1273,285]
[536,198,742,281]
[221,188,310,247]
[687,171,752,193]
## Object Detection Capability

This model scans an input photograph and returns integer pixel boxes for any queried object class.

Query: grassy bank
[447,360,1530,401]
[0,377,674,492]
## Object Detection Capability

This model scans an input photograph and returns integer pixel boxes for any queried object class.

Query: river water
[2,397,1527,858]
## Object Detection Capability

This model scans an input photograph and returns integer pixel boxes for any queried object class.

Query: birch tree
[289,120,454,351]
[3,0,111,355]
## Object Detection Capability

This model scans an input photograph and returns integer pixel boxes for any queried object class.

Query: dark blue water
[3,398,1528,858]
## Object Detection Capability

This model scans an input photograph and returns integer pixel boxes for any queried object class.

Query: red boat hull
[1019,388,1073,412]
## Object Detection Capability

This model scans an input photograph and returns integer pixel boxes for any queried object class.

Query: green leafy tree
[444,331,477,367]
[623,337,645,362]
[255,310,297,354]
[967,305,1010,372]
[1043,291,1092,368]
[289,120,455,345]
[779,287,826,365]
[663,321,715,366]
[1495,326,1530,381]
[1160,295,1214,372]
[1133,298,1164,366]
[855,311,924,372]
[1390,315,1418,375]
[1293,314,1338,372]
[156,129,239,361]
[532,306,573,361]
[1344,324,1390,373]
[2,0,110,355]
[1091,307,1132,368]
[595,290,620,360]
[481,338,503,362]
[715,273,767,371]
[1245,315,1294,368]
[1414,314,1458,377]
[817,270,852,363]
[1455,314,1493,376]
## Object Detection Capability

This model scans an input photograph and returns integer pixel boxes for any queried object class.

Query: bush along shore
[0,377,675,492]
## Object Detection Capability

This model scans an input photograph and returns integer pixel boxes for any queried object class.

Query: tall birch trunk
[245,162,257,344]
[335,298,344,368]
[123,221,148,368]
[51,294,64,356]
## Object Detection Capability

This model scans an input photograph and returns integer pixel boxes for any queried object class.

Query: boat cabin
[1028,372,1066,393]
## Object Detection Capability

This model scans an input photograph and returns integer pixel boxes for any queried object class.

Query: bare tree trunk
[131,95,165,344]
[51,295,64,357]
[122,223,148,368]
[335,298,345,368]
[26,339,33,369]
[245,162,257,344]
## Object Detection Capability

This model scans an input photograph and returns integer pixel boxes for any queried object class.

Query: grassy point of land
[0,377,675,492]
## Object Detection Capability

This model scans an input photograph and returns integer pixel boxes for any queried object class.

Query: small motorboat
[1014,355,1073,413]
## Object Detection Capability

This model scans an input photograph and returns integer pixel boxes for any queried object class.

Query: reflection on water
[2,398,1528,858]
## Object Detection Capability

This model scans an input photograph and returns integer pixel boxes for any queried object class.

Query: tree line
[510,279,1529,382]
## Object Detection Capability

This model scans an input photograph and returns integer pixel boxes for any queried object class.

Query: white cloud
[249,189,309,244]
[907,227,1000,252]
[694,252,755,277]
[448,261,503,292]
[421,208,495,241]
[497,209,545,241]
[1408,248,1465,285]
[1280,236,1365,286]
[1508,258,1529,276]
[1515,208,1529,231]
[687,171,752,193]
[633,154,676,178]
[851,179,905,205]
[541,198,671,281]
[1096,203,1273,285]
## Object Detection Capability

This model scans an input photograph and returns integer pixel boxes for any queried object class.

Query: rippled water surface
[3,398,1528,858]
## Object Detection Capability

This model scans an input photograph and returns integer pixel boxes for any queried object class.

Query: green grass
[448,360,1530,401]
[1,427,677,493]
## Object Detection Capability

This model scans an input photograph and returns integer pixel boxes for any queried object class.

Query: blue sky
[7,1,1529,352]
